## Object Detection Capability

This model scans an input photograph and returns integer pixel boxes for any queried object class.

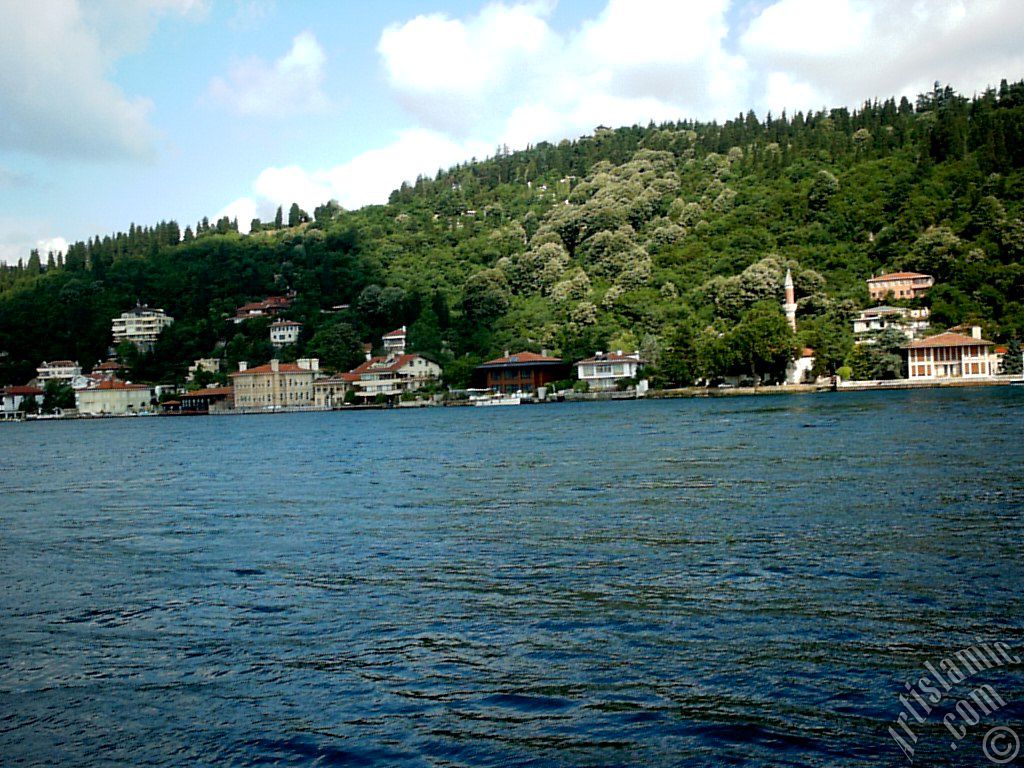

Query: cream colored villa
[230,358,320,409]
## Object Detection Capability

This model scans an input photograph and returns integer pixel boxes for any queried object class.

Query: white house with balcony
[349,353,440,400]
[382,326,407,356]
[36,360,82,384]
[112,304,173,352]
[269,320,302,348]
[575,351,646,391]
[853,306,930,343]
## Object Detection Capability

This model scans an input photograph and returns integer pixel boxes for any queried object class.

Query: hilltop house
[112,304,174,352]
[906,327,996,380]
[575,351,646,391]
[229,358,320,409]
[382,326,407,355]
[853,306,930,343]
[270,320,302,347]
[232,295,293,324]
[36,360,82,384]
[76,380,154,415]
[475,351,568,394]
[187,358,221,381]
[867,272,934,301]
[349,354,441,401]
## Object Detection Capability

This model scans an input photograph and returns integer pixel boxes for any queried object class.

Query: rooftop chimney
[971,326,982,340]
[238,361,248,372]
[270,359,280,372]
[504,350,510,358]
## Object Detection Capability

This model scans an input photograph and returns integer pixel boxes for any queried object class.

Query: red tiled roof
[995,346,1008,355]
[479,351,563,367]
[94,379,150,390]
[4,385,43,396]
[801,347,815,358]
[230,362,313,376]
[867,272,932,282]
[575,353,645,365]
[350,354,422,375]
[40,359,77,367]
[382,326,406,339]
[270,320,302,327]
[906,332,993,349]
[184,386,234,397]
[94,361,122,371]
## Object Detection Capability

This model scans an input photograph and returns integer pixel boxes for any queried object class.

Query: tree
[43,380,75,412]
[1000,336,1022,375]
[461,269,511,324]
[306,321,364,372]
[274,206,283,229]
[728,302,798,382]
[655,321,697,387]
[288,203,308,227]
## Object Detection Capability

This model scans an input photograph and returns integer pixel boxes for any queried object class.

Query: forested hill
[2,80,1024,387]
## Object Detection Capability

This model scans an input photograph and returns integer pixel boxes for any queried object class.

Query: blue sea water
[1,388,1023,767]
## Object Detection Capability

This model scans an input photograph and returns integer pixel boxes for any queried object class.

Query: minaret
[783,268,797,332]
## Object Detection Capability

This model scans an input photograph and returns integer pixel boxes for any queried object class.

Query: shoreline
[6,376,1020,423]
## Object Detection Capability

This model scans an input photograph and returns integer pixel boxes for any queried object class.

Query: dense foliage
[2,80,1024,387]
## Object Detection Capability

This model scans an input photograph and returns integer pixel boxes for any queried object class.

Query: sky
[1,0,1023,264]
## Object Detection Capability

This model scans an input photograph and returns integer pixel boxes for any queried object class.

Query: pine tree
[274,206,283,229]
[1000,337,1023,375]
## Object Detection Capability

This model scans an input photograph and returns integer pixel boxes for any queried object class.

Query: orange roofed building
[867,272,934,301]
[905,328,996,380]
[475,351,568,394]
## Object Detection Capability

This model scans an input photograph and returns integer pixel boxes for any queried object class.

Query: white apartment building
[112,304,174,351]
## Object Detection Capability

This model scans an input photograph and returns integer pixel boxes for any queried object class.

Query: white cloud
[207,31,331,117]
[740,0,1024,111]
[37,237,69,257]
[0,0,200,160]
[222,130,491,232]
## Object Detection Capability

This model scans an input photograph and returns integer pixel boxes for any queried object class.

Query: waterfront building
[76,380,154,415]
[313,373,359,408]
[229,358,320,409]
[232,295,293,324]
[36,360,82,384]
[187,358,221,381]
[905,327,996,380]
[180,386,234,413]
[476,351,568,394]
[867,272,934,301]
[1,385,44,415]
[112,304,173,351]
[349,354,441,401]
[382,326,407,356]
[853,306,930,343]
[785,348,817,384]
[575,351,646,391]
[270,320,303,348]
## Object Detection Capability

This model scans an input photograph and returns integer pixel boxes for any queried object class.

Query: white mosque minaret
[783,268,797,332]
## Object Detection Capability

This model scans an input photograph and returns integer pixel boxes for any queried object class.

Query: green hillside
[2,80,1023,387]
